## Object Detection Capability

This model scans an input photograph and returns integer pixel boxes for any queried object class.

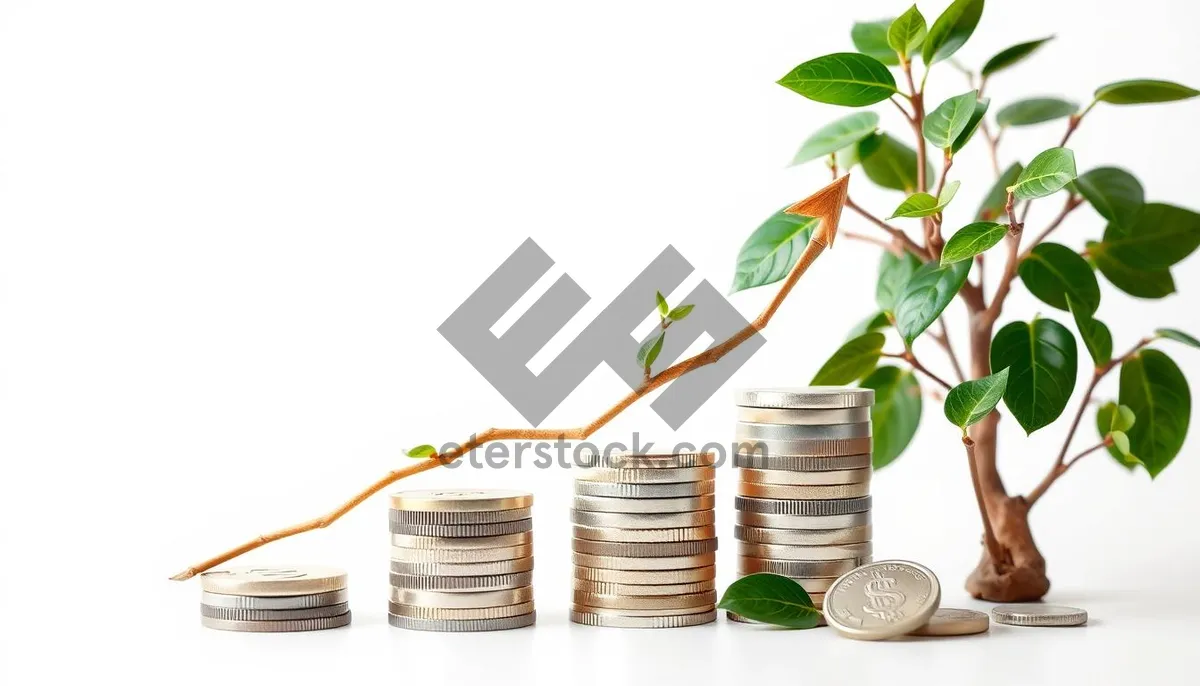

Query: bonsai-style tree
[757,0,1198,600]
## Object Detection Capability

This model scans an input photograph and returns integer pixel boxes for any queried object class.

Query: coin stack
[388,489,536,631]
[199,565,351,632]
[570,451,718,628]
[730,387,875,623]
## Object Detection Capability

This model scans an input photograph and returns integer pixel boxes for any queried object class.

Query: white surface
[2,1,1198,684]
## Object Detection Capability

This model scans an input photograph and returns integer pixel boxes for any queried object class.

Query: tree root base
[964,495,1051,602]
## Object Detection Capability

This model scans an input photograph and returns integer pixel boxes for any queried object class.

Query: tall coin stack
[570,451,718,628]
[200,565,351,632]
[388,489,536,631]
[731,388,875,622]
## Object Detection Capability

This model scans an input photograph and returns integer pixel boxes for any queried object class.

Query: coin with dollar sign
[823,560,941,640]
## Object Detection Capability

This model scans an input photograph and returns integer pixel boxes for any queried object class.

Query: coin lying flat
[389,570,533,592]
[388,489,533,512]
[736,421,871,441]
[200,603,350,622]
[736,511,871,530]
[572,578,716,596]
[202,612,352,633]
[824,560,941,641]
[388,612,536,632]
[571,537,717,558]
[388,600,535,621]
[390,586,533,609]
[570,509,715,529]
[737,541,873,561]
[738,557,864,577]
[734,495,872,516]
[910,608,990,636]
[388,532,532,550]
[200,589,349,610]
[737,388,875,409]
[570,609,716,628]
[389,544,533,564]
[736,437,873,457]
[738,481,871,500]
[573,565,716,584]
[740,468,871,486]
[572,524,716,543]
[200,566,347,597]
[575,466,715,484]
[389,519,533,538]
[572,552,715,571]
[388,507,532,526]
[388,556,533,577]
[735,525,872,546]
[572,494,715,514]
[737,406,871,425]
[574,480,715,498]
[733,453,872,471]
[575,452,717,469]
[991,604,1088,627]
[572,590,717,610]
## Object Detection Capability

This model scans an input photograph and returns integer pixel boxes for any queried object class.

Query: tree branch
[844,230,904,255]
[964,436,1006,565]
[846,197,928,259]
[934,318,967,383]
[884,350,954,391]
[981,191,1023,327]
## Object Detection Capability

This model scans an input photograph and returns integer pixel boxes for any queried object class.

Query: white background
[2,0,1198,684]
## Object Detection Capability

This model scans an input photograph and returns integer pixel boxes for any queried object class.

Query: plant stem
[844,230,904,255]
[1025,441,1107,507]
[963,436,1006,565]
[928,151,953,256]
[1059,99,1097,147]
[981,192,1023,327]
[884,350,954,391]
[1018,195,1084,260]
[935,318,967,383]
[846,197,928,259]
[902,61,928,194]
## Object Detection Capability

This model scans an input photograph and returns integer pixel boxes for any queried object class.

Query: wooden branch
[884,350,954,391]
[981,191,1023,327]
[935,318,967,383]
[844,230,903,255]
[845,197,928,259]
[963,436,1006,564]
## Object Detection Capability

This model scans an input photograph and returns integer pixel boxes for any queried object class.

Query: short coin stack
[388,489,536,631]
[731,387,875,622]
[570,452,718,628]
[200,565,351,632]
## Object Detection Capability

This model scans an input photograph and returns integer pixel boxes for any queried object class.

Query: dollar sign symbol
[862,571,906,622]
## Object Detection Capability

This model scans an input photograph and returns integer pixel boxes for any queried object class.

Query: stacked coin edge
[199,565,352,632]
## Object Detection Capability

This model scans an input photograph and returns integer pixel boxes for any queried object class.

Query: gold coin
[575,466,715,484]
[200,565,347,597]
[572,552,716,571]
[573,566,716,584]
[388,544,533,564]
[388,489,533,512]
[388,532,532,549]
[909,608,990,636]
[389,586,533,609]
[735,524,872,545]
[737,481,871,499]
[572,525,716,543]
[739,468,871,486]
[572,590,717,610]
[388,601,535,621]
[571,609,716,628]
[571,578,715,596]
[738,556,862,577]
[737,541,873,561]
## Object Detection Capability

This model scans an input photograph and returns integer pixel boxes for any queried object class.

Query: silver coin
[738,557,865,577]
[735,524,872,545]
[738,541,873,561]
[735,436,872,457]
[389,489,533,512]
[570,609,716,628]
[200,603,349,622]
[202,612,352,633]
[389,519,533,538]
[572,578,716,596]
[388,611,536,632]
[389,544,533,564]
[571,603,716,618]
[388,507,532,526]
[572,537,718,558]
[735,495,871,516]
[738,481,871,499]
[736,421,871,441]
[736,510,871,530]
[726,611,827,627]
[574,480,715,498]
[575,452,717,469]
[740,468,871,486]
[737,388,875,409]
[200,589,349,610]
[389,570,532,592]
[575,466,715,484]
[910,608,990,636]
[388,532,532,550]
[737,406,871,425]
[573,524,716,543]
[573,566,716,584]
[824,560,941,640]
[388,601,535,621]
[991,604,1088,627]
[734,453,872,471]
[199,565,347,597]
[390,586,533,609]
[572,590,717,610]
[389,556,533,577]
[570,509,715,529]
[573,552,716,571]
[572,494,715,514]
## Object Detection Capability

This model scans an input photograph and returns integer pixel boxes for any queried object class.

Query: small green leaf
[667,304,694,321]
[941,221,1007,266]
[1097,402,1140,469]
[791,112,880,166]
[991,317,1079,435]
[981,36,1055,77]
[1110,430,1132,457]
[730,207,819,294]
[995,97,1078,128]
[887,6,927,59]
[406,445,437,458]
[852,19,900,66]
[1018,242,1101,314]
[922,0,984,65]
[1156,328,1200,349]
[924,90,979,149]
[846,311,893,340]
[875,250,923,314]
[717,573,821,629]
[1093,203,1200,270]
[951,97,990,153]
[893,260,971,346]
[888,181,960,219]
[860,133,937,193]
[656,291,669,316]
[637,332,665,368]
[1095,79,1200,105]
[861,366,922,469]
[778,53,898,107]
[1103,403,1137,433]
[944,368,1010,430]
[977,162,1023,220]
[1117,349,1191,477]
[1008,148,1077,200]
[811,332,887,385]
[1072,167,1144,232]
[1067,295,1113,367]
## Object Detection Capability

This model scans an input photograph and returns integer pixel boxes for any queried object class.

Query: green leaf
[1099,402,1137,433]
[1156,328,1200,349]
[888,6,927,60]
[922,0,983,65]
[851,19,900,66]
[406,445,437,458]
[893,260,971,346]
[717,573,821,629]
[811,332,887,385]
[1117,349,1191,477]
[923,90,979,149]
[1097,402,1140,469]
[889,181,960,219]
[875,250,923,314]
[1008,147,1077,200]
[1088,241,1175,299]
[1067,295,1113,367]
[1095,79,1200,105]
[977,162,1023,220]
[1018,242,1101,314]
[833,131,882,171]
[860,133,937,193]
[981,36,1054,77]
[656,291,669,316]
[944,368,1010,431]
[1093,203,1200,270]
[730,207,819,294]
[791,112,881,166]
[951,97,990,153]
[990,317,1078,434]
[667,304,694,321]
[861,366,922,469]
[1072,167,1144,232]
[637,332,665,368]
[995,97,1078,128]
[846,311,893,340]
[941,221,1007,266]
[778,53,898,107]
[1110,430,1132,457]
